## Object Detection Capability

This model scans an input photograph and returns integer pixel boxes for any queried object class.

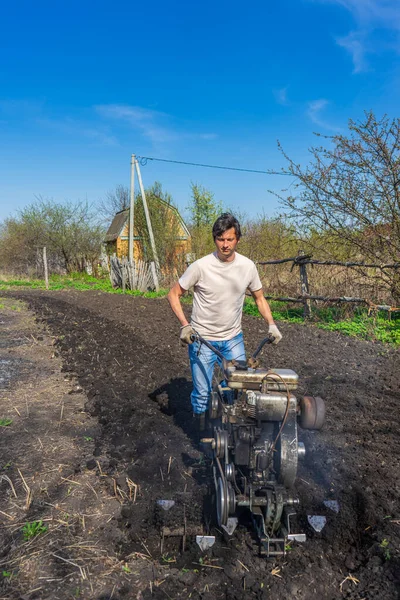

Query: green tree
[134,182,184,271]
[187,183,222,228]
[187,183,223,258]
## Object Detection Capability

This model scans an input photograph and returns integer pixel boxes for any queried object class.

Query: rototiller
[194,332,326,558]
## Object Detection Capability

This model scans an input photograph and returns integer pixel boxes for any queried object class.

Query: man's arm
[167,282,190,327]
[251,288,282,344]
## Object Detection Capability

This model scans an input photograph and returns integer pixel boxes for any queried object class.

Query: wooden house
[104,200,191,265]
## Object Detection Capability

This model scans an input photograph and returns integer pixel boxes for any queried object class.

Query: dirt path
[1,290,399,599]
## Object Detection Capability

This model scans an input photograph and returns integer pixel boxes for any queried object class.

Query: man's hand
[180,324,195,345]
[268,324,282,344]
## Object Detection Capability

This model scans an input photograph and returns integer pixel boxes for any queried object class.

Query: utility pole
[135,160,161,275]
[129,154,135,262]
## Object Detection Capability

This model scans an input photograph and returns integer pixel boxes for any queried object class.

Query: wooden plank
[298,251,311,318]
[150,261,159,292]
[43,247,49,290]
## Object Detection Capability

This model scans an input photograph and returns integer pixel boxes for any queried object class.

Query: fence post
[121,263,126,293]
[43,247,49,290]
[298,250,311,318]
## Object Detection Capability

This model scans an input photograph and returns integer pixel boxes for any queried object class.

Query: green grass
[243,297,400,346]
[243,297,304,323]
[1,274,398,345]
[0,272,169,298]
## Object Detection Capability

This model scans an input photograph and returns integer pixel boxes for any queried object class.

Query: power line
[136,155,292,176]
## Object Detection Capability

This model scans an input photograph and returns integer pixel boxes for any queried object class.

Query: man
[167,213,282,425]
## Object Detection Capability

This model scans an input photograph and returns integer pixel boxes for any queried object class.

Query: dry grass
[259,262,394,305]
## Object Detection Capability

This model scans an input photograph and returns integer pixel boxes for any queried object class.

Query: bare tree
[98,185,130,224]
[0,197,104,274]
[276,111,400,299]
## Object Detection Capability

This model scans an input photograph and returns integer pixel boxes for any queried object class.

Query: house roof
[104,200,191,242]
[155,197,191,238]
[104,209,129,242]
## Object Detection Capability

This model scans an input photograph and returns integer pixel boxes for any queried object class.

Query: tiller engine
[195,333,326,558]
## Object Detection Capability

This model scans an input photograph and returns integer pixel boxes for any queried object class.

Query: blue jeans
[188,332,246,414]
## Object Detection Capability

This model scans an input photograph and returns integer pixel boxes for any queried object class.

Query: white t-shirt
[179,251,262,341]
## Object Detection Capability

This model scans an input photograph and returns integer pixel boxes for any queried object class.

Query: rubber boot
[193,412,206,445]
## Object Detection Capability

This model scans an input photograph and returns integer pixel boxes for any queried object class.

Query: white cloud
[96,104,218,145]
[313,0,400,30]
[37,117,118,146]
[273,87,290,106]
[95,105,176,144]
[330,0,400,29]
[307,99,341,131]
[336,31,369,73]
[312,0,400,72]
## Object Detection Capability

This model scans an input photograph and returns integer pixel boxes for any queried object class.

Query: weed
[84,436,93,442]
[22,520,48,540]
[2,571,12,578]
[161,553,176,564]
[285,543,292,552]
[122,564,131,573]
[379,538,391,560]
[181,568,190,573]
[2,461,12,470]
[0,419,13,427]
[194,454,206,467]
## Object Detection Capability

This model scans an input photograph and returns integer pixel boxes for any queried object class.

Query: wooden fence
[109,256,159,292]
[257,251,400,318]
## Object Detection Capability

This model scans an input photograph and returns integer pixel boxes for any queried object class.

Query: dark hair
[212,213,242,240]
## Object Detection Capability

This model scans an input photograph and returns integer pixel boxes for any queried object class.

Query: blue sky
[1,0,399,223]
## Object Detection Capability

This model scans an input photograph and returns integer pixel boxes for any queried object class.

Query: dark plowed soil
[4,290,400,599]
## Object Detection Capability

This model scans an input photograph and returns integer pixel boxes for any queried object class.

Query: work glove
[180,324,195,345]
[268,324,282,344]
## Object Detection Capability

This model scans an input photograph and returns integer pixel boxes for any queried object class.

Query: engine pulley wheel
[216,478,236,527]
[299,396,326,430]
[225,463,235,482]
[215,430,228,459]
[216,477,228,526]
[209,390,220,420]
